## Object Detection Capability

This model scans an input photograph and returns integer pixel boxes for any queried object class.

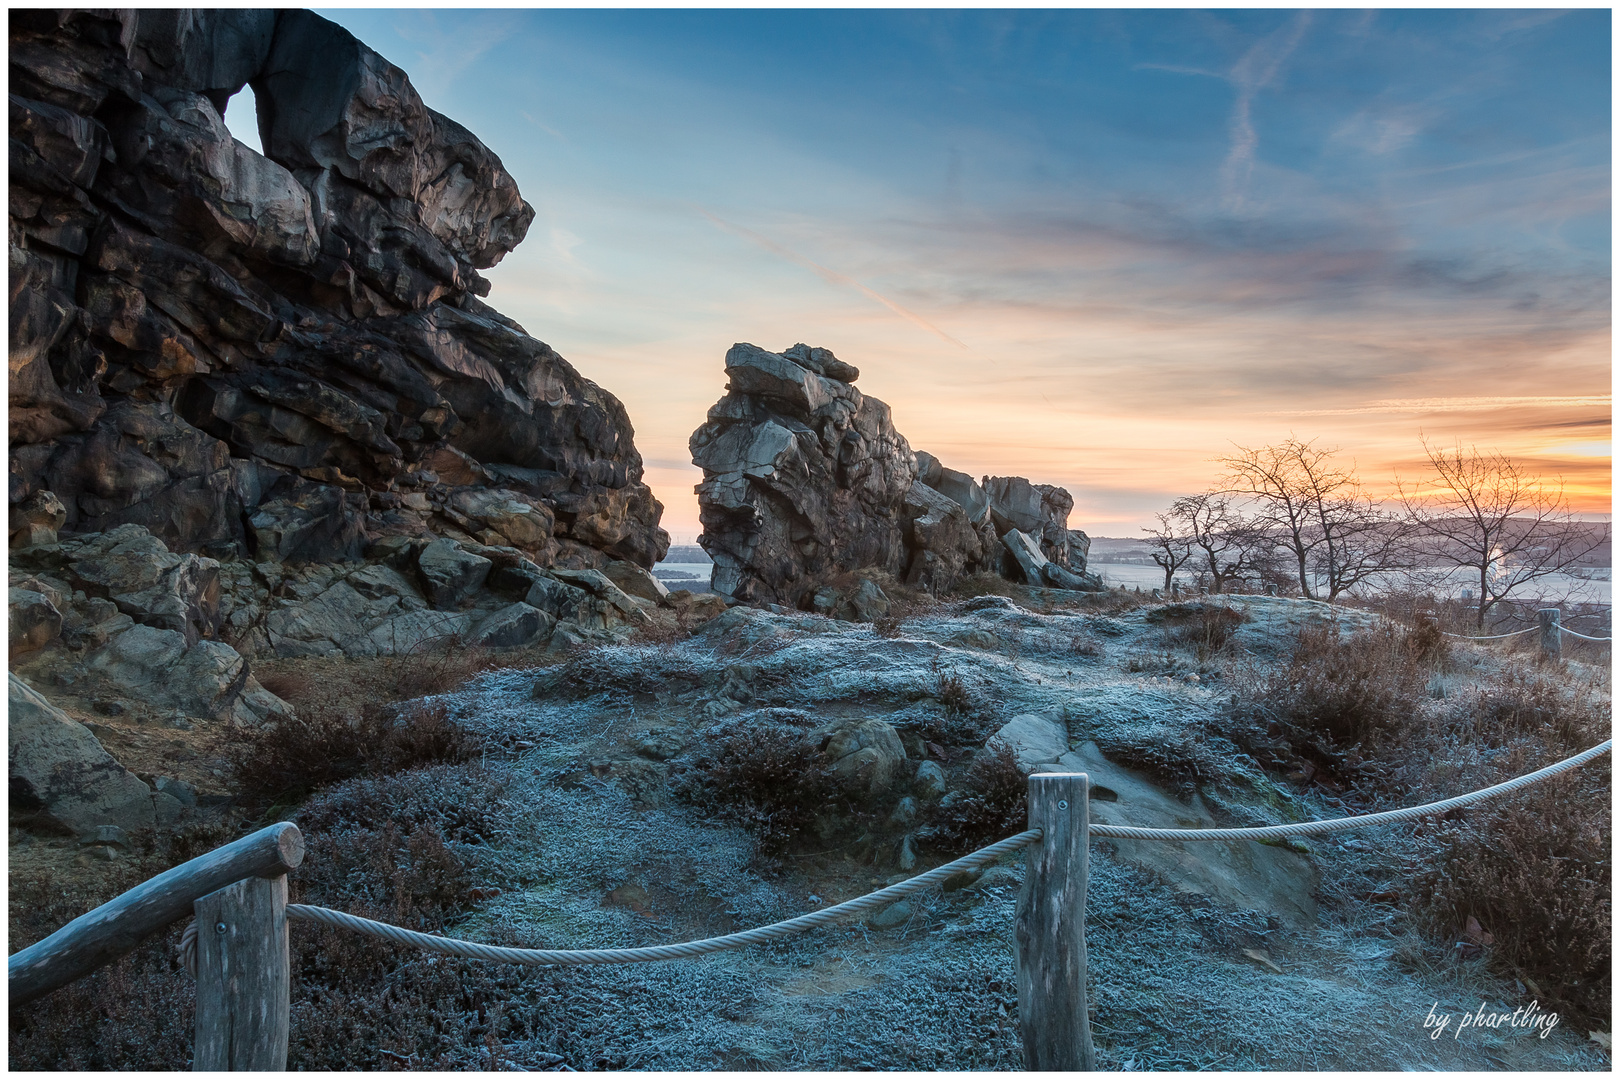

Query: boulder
[81,623,260,722]
[249,485,367,565]
[63,524,221,644]
[902,479,984,593]
[986,714,1069,774]
[984,475,1089,568]
[603,559,669,605]
[10,587,64,656]
[524,575,590,622]
[809,577,892,623]
[549,567,646,622]
[341,608,473,658]
[446,487,555,556]
[1042,561,1105,592]
[691,343,1090,606]
[10,489,67,548]
[9,672,156,835]
[691,343,915,606]
[915,451,991,525]
[416,538,491,609]
[817,718,907,801]
[913,760,948,800]
[470,602,554,648]
[1047,742,1320,928]
[1000,529,1049,587]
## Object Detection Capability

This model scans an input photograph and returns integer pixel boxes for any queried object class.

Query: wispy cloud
[1218,13,1312,210]
[1270,396,1613,417]
[697,209,970,350]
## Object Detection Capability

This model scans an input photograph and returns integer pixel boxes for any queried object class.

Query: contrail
[698,208,969,350]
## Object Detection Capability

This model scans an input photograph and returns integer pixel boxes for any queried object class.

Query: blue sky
[232,9,1613,539]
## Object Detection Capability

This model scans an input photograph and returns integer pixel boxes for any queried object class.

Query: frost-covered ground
[406,594,1607,1071]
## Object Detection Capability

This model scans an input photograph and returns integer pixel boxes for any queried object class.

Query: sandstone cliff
[9,8,668,570]
[691,343,1101,607]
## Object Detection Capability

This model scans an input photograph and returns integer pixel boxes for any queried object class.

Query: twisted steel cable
[1088,739,1611,842]
[277,829,1042,967]
[1441,627,1537,640]
[1561,627,1612,643]
[177,741,1610,971]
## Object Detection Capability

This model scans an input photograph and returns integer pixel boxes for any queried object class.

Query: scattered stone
[633,728,688,761]
[913,760,947,800]
[868,900,913,929]
[79,824,131,849]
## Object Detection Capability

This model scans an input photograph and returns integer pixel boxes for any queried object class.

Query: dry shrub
[1450,667,1605,750]
[230,698,480,802]
[1165,604,1246,661]
[932,657,971,716]
[385,636,503,697]
[675,725,854,855]
[255,667,311,701]
[632,607,695,645]
[946,572,1018,600]
[923,744,1028,852]
[1413,768,1610,1024]
[1247,623,1433,771]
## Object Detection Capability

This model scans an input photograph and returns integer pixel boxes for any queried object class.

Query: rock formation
[7,8,677,841]
[691,343,1101,608]
[9,8,668,571]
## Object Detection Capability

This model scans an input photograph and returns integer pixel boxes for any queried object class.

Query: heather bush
[923,744,1028,853]
[675,724,856,855]
[1234,622,1435,779]
[230,699,480,802]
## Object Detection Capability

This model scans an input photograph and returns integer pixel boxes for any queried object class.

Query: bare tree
[1220,437,1405,601]
[1168,492,1264,593]
[1142,511,1192,591]
[1399,439,1611,628]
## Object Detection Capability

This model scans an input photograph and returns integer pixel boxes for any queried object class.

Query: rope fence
[1441,627,1535,640]
[176,741,1612,980]
[1562,626,1612,642]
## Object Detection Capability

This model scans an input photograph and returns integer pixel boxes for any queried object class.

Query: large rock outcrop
[691,343,1100,607]
[9,8,667,571]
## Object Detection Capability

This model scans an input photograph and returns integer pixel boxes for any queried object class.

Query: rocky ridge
[691,342,1101,608]
[10,8,667,570]
[8,8,678,843]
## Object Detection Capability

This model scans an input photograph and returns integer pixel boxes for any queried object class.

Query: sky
[228,9,1612,541]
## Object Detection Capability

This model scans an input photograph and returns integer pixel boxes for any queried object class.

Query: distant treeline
[662,545,713,564]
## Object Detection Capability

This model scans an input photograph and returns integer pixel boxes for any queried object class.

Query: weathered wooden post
[1538,608,1561,660]
[194,873,292,1071]
[8,822,304,1007]
[1015,772,1094,1071]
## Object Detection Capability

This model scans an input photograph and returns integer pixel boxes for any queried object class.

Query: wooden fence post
[1538,608,1561,660]
[1015,772,1094,1071]
[193,874,291,1071]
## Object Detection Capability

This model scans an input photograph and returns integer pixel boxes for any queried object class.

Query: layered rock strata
[691,343,1101,607]
[9,8,668,571]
